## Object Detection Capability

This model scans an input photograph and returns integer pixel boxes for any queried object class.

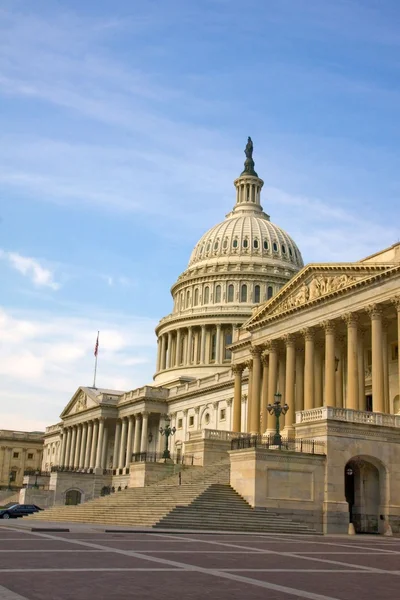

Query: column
[295,349,304,413]
[369,304,384,413]
[79,423,87,469]
[101,425,108,470]
[140,412,149,452]
[160,335,166,370]
[186,327,193,365]
[166,332,172,368]
[74,425,82,468]
[245,359,253,433]
[393,298,400,406]
[216,324,221,365]
[232,365,244,432]
[200,325,206,365]
[335,337,344,408]
[118,417,128,471]
[156,338,161,372]
[133,415,142,454]
[95,418,105,469]
[267,342,279,432]
[344,313,359,410]
[69,426,77,468]
[324,321,336,407]
[113,419,121,470]
[84,422,93,469]
[194,329,199,364]
[89,420,98,469]
[250,347,262,434]
[358,328,366,411]
[314,344,323,408]
[284,335,296,433]
[383,321,390,413]
[176,329,181,366]
[60,430,67,467]
[261,354,269,434]
[303,328,315,410]
[125,416,134,469]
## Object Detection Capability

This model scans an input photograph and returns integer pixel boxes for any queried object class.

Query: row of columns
[58,412,151,472]
[232,302,398,434]
[157,324,235,371]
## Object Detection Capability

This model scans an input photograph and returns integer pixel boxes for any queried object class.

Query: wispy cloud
[0,250,60,290]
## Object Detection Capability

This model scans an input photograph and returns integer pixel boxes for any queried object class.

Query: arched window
[210,332,216,361]
[215,285,221,303]
[267,286,273,300]
[214,240,219,250]
[223,238,228,249]
[186,290,190,307]
[233,239,238,249]
[204,286,210,304]
[206,242,211,253]
[263,240,268,250]
[194,288,199,306]
[224,328,233,360]
[273,242,278,252]
[241,284,247,302]
[254,285,260,303]
[253,239,259,249]
[228,284,234,302]
[243,238,248,248]
[282,244,286,254]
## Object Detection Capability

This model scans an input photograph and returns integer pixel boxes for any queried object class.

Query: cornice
[167,374,248,403]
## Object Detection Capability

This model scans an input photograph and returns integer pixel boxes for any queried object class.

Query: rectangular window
[13,452,19,459]
[220,408,226,421]
[210,333,216,361]
[391,343,398,361]
[189,416,194,427]
[10,471,17,482]
[27,453,34,460]
[224,330,232,360]
[177,418,183,429]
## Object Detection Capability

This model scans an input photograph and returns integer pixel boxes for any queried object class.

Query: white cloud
[0,306,158,430]
[0,250,60,290]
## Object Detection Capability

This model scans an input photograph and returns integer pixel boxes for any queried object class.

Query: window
[194,288,199,306]
[204,413,210,425]
[13,452,19,459]
[227,284,234,302]
[273,242,278,252]
[223,238,228,249]
[391,343,398,361]
[189,416,194,427]
[263,240,268,250]
[240,284,247,302]
[224,329,232,360]
[253,239,259,249]
[186,290,190,307]
[288,247,293,257]
[282,244,286,254]
[233,239,238,248]
[214,240,219,250]
[220,408,226,421]
[199,244,204,256]
[206,242,211,252]
[210,332,216,361]
[9,471,17,482]
[177,418,183,429]
[254,285,260,303]
[243,238,248,248]
[267,286,273,300]
[27,453,34,460]
[204,286,210,304]
[215,285,221,303]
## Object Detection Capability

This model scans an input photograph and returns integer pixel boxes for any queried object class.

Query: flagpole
[93,331,99,388]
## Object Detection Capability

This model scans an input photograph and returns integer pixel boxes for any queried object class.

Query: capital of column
[391,295,400,311]
[301,327,315,341]
[250,345,263,357]
[265,339,279,353]
[212,401,218,409]
[343,312,358,327]
[227,398,233,407]
[232,363,245,375]
[321,320,336,334]
[261,352,269,365]
[141,411,150,418]
[367,303,383,319]
[194,407,200,414]
[245,359,253,372]
[283,333,295,347]
[183,409,189,416]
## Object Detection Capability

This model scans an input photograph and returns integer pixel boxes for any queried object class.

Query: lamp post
[8,471,13,491]
[34,469,40,488]
[159,415,176,461]
[267,392,289,446]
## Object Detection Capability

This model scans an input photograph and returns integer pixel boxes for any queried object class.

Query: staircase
[27,460,317,534]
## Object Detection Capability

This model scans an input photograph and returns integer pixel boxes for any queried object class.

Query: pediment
[60,387,98,418]
[246,263,397,329]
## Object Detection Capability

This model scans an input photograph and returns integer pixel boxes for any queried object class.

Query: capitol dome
[153,138,303,386]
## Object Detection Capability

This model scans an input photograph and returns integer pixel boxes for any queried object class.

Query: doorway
[65,489,82,505]
[345,458,381,534]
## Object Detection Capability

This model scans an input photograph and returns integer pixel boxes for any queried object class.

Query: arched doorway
[345,457,382,534]
[65,489,82,505]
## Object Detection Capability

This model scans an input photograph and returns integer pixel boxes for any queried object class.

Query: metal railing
[131,451,195,465]
[230,435,325,455]
[23,470,51,477]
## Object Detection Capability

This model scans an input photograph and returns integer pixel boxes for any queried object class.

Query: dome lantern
[232,137,265,217]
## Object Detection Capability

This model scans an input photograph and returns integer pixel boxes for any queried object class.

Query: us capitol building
[34,139,400,535]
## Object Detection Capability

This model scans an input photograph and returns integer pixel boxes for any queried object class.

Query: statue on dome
[244,137,254,160]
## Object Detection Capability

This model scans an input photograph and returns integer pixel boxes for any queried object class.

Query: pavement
[0,521,400,600]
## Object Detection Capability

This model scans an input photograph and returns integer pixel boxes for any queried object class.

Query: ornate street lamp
[267,392,289,446]
[34,469,40,488]
[159,414,176,461]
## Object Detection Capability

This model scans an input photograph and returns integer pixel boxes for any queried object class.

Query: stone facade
[0,430,44,488]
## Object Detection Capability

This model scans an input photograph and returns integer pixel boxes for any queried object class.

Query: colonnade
[232,302,400,434]
[157,324,235,372]
[58,412,151,473]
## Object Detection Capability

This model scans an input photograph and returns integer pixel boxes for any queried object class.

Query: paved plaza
[0,524,399,600]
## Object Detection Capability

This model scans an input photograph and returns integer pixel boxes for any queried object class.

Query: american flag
[94,332,99,357]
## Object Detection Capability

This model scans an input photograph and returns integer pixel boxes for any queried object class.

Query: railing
[188,429,251,442]
[23,470,50,477]
[296,407,400,428]
[131,452,195,465]
[230,435,326,455]
[0,430,44,441]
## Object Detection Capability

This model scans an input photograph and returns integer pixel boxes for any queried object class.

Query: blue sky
[1,0,400,430]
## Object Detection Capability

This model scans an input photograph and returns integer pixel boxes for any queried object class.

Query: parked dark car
[0,504,43,519]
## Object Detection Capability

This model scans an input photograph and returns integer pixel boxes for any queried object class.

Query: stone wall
[184,438,230,466]
[229,447,326,532]
[19,488,55,508]
[49,471,112,505]
[129,462,178,488]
